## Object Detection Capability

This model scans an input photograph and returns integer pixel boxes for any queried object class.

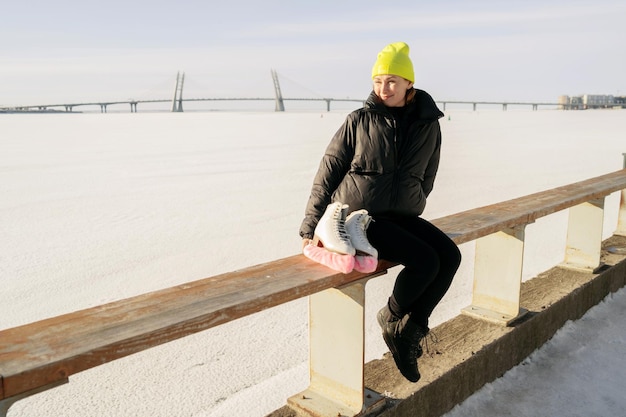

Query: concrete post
[616,153,626,236]
[288,277,386,416]
[561,198,605,271]
[462,225,529,325]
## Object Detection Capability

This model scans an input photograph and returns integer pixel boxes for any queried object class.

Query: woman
[299,42,461,383]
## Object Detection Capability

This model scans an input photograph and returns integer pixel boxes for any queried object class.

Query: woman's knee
[449,243,462,266]
[441,242,461,271]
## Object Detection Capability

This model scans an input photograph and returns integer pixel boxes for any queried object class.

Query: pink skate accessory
[303,244,355,274]
[354,255,378,273]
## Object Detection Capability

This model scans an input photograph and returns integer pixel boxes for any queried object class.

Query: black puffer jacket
[299,88,444,239]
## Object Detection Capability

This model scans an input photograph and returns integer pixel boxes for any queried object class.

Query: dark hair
[405,88,416,104]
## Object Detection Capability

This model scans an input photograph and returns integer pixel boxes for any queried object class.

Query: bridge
[0,71,564,113]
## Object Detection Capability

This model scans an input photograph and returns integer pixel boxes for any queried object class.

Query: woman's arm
[299,116,356,238]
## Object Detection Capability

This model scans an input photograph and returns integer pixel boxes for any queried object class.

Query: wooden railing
[2,168,626,417]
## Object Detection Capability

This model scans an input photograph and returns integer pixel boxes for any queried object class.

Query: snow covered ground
[1,108,625,416]
[444,286,626,417]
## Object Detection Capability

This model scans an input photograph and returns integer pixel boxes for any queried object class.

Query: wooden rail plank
[0,255,394,399]
[2,169,626,401]
[435,169,626,244]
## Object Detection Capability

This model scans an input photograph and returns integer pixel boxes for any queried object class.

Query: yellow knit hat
[371,42,414,82]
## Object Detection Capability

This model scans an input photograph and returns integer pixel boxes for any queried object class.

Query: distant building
[558,94,626,109]
[614,96,626,106]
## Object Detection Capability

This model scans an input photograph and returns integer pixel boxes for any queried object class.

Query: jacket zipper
[391,115,399,206]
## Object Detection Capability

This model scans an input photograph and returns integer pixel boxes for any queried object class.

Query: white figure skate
[345,209,378,273]
[312,202,356,256]
[345,209,378,258]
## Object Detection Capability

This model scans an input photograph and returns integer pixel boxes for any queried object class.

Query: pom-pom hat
[371,42,414,83]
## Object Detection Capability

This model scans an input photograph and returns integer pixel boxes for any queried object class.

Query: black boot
[376,305,427,383]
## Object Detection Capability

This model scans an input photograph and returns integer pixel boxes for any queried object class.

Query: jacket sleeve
[299,115,356,239]
[421,121,442,198]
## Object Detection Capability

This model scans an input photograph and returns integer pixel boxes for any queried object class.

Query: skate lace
[333,205,352,242]
[352,213,372,246]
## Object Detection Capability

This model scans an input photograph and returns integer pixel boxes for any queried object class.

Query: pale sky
[2,0,625,107]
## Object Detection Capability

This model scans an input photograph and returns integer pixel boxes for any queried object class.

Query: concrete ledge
[269,235,626,417]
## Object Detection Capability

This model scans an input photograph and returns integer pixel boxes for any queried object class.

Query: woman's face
[373,75,413,107]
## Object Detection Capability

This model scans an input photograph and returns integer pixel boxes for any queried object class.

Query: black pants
[367,215,461,329]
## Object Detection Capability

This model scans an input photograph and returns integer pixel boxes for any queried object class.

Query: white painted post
[617,189,626,237]
[615,153,626,236]
[462,225,528,326]
[561,198,605,271]
[288,278,385,417]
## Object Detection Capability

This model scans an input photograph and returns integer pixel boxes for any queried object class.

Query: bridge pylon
[271,69,285,112]
[172,72,185,112]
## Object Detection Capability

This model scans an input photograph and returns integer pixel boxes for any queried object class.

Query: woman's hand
[302,238,314,251]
